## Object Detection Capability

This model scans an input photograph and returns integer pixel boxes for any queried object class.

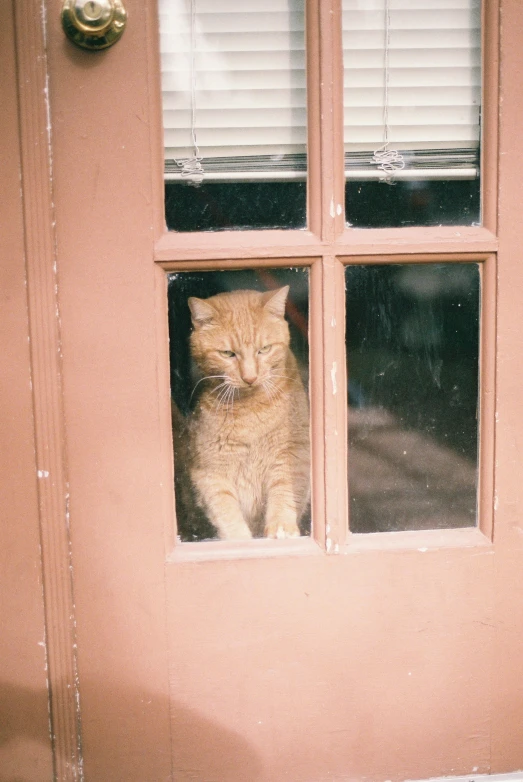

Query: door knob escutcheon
[61,0,127,50]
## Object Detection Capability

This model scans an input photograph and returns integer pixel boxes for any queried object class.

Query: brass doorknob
[61,0,127,50]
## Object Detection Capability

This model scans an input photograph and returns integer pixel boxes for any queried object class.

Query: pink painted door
[7,0,523,780]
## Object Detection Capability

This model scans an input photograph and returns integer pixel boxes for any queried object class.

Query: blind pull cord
[372,0,404,184]
[175,0,205,185]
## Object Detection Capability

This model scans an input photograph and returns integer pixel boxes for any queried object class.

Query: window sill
[344,525,492,554]
[167,535,323,564]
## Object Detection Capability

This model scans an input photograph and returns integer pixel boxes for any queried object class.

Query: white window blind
[160,0,307,182]
[160,0,480,182]
[343,0,481,179]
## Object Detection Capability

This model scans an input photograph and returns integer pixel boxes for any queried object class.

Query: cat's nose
[242,372,258,386]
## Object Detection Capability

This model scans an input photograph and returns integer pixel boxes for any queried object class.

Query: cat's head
[188,287,291,390]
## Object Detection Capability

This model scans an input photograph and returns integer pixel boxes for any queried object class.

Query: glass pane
[168,268,310,541]
[160,0,307,231]
[343,0,481,227]
[345,263,480,533]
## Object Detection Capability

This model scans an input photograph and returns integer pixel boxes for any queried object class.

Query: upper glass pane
[159,0,307,231]
[343,0,481,227]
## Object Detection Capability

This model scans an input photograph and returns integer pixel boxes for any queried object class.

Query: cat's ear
[188,297,216,328]
[262,285,289,318]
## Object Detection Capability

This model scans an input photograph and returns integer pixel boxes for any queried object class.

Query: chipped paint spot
[418,547,428,553]
[336,203,342,216]
[331,316,336,327]
[494,492,499,511]
[37,470,49,478]
[326,523,331,534]
[331,362,337,395]
[326,537,332,552]
[330,198,335,218]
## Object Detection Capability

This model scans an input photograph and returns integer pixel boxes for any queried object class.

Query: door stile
[144,0,168,243]
[481,0,500,235]
[309,258,327,547]
[322,254,349,549]
[478,253,497,541]
[154,264,178,556]
[14,2,82,778]
[305,0,322,238]
[315,0,346,242]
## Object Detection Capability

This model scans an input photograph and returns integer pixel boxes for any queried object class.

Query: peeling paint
[336,203,342,216]
[37,469,49,478]
[326,537,332,552]
[330,362,337,395]
[329,198,335,218]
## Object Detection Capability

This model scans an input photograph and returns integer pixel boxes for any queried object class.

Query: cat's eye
[219,350,235,358]
[258,345,272,354]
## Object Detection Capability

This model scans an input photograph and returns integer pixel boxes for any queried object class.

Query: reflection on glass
[160,0,307,231]
[345,264,479,533]
[168,269,310,541]
[342,0,481,227]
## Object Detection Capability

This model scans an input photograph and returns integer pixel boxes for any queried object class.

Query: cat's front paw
[264,520,300,539]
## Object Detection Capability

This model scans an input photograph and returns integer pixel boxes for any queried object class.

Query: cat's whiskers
[227,386,236,416]
[214,382,238,417]
[220,385,236,418]
[190,374,230,405]
[262,380,274,403]
[214,385,231,411]
[263,378,283,403]
[210,381,230,396]
[222,386,231,412]
[264,377,287,402]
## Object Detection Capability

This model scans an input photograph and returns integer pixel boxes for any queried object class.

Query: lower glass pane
[168,268,310,541]
[345,263,480,533]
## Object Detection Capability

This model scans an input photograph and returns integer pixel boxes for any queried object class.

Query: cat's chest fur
[192,391,290,458]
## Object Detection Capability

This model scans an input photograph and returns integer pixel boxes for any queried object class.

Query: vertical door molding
[14,2,82,778]
[322,254,348,548]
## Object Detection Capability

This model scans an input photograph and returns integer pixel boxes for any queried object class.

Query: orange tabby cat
[184,286,310,539]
